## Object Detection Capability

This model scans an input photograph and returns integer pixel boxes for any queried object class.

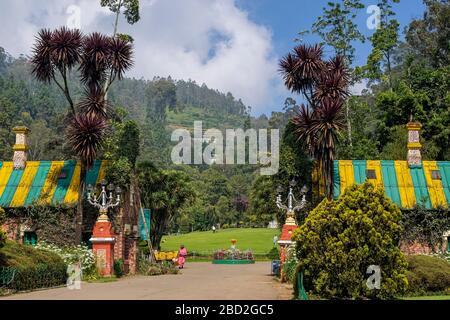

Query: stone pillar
[407,121,422,168]
[12,126,30,170]
[90,209,115,276]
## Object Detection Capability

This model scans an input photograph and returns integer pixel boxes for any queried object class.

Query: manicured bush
[0,240,67,291]
[114,259,124,278]
[406,255,450,295]
[10,263,67,291]
[292,182,408,299]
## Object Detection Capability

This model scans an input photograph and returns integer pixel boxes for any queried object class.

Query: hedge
[406,255,450,295]
[0,240,67,291]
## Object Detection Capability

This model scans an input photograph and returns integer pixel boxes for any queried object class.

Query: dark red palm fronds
[327,56,348,78]
[292,99,346,199]
[292,104,316,156]
[293,44,326,80]
[67,114,108,168]
[77,86,111,119]
[280,53,300,91]
[312,98,345,198]
[314,70,349,102]
[279,44,326,105]
[50,27,82,70]
[31,29,54,82]
[313,98,346,144]
[109,37,133,80]
[79,32,111,88]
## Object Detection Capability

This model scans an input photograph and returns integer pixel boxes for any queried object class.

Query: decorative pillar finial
[406,121,422,168]
[12,126,30,170]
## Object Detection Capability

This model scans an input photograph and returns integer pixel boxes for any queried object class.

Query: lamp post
[87,179,121,222]
[276,180,308,278]
[276,180,308,226]
[87,180,121,276]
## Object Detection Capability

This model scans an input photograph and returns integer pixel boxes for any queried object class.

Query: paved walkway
[1,262,293,300]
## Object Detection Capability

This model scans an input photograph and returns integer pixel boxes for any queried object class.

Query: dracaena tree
[280,44,349,200]
[30,26,133,243]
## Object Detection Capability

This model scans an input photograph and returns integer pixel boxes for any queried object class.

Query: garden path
[1,262,292,300]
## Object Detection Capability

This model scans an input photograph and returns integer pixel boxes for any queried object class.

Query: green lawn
[160,228,280,255]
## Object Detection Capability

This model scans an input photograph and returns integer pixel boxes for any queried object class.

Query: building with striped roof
[0,126,139,273]
[329,121,450,253]
[332,122,450,209]
[0,160,109,208]
[333,160,450,209]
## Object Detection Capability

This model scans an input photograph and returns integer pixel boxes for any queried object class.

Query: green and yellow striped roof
[333,160,450,209]
[0,160,109,208]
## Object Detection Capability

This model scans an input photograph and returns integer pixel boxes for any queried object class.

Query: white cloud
[0,0,279,113]
[350,79,370,95]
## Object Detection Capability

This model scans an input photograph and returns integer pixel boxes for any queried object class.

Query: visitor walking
[178,245,187,269]
[273,235,278,247]
[212,225,216,233]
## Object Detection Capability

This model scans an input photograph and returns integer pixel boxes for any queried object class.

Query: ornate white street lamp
[276,179,308,226]
[87,179,121,222]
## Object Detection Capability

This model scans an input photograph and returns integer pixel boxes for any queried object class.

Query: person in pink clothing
[177,245,187,269]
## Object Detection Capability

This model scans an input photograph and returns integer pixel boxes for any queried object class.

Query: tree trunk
[75,161,86,244]
[346,102,352,147]
[103,0,122,101]
[386,51,393,90]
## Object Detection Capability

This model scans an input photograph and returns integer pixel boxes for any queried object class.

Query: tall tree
[100,0,140,38]
[30,27,133,243]
[100,0,140,99]
[405,0,450,68]
[280,44,350,199]
[312,0,365,66]
[365,0,400,88]
[137,162,195,250]
[311,0,365,146]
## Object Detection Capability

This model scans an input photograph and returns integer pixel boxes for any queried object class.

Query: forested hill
[0,50,250,162]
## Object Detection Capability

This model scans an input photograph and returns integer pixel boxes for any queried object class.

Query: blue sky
[0,0,427,116]
[237,0,425,66]
[235,0,426,115]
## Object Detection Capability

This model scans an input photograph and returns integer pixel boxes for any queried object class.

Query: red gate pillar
[277,210,298,281]
[90,209,115,276]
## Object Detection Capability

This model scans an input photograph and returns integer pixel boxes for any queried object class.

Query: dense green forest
[0,0,449,234]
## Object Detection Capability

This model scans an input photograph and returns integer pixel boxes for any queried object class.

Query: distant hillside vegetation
[0,51,250,162]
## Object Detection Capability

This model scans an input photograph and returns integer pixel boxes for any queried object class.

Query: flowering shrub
[35,242,97,279]
[137,258,179,276]
[213,248,254,260]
